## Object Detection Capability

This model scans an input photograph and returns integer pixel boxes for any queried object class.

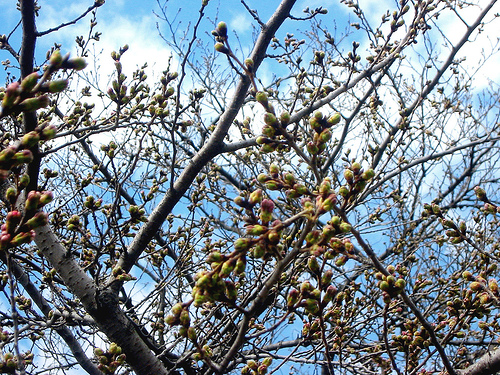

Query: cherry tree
[0,0,500,374]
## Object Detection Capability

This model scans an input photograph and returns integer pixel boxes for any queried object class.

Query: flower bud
[25,212,48,229]
[21,131,40,148]
[234,238,252,251]
[48,79,69,93]
[25,191,41,211]
[10,231,35,246]
[214,42,229,54]
[287,288,300,308]
[216,22,228,38]
[63,57,87,71]
[5,211,22,233]
[327,113,341,126]
[18,95,50,112]
[474,186,487,201]
[249,189,263,205]
[244,58,254,71]
[49,50,63,67]
[255,91,268,107]
[5,187,17,205]
[20,72,40,92]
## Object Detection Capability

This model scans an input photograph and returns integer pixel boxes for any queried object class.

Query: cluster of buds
[0,351,33,372]
[256,165,309,200]
[391,319,430,354]
[314,177,338,215]
[306,111,340,156]
[241,357,273,375]
[108,46,130,105]
[165,302,197,340]
[66,214,82,231]
[0,191,52,251]
[1,50,85,118]
[473,186,500,215]
[338,162,375,202]
[94,343,126,375]
[288,278,338,317]
[255,92,292,153]
[147,83,175,119]
[191,264,239,307]
[376,265,406,303]
[212,22,229,52]
[15,295,32,311]
[422,204,468,244]
[84,195,103,211]
[100,141,118,158]
[111,266,136,282]
[0,123,56,181]
[128,205,147,224]
[304,218,353,260]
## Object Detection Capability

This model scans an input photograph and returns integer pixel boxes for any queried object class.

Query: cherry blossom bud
[214,42,229,54]
[20,72,39,92]
[255,92,268,107]
[48,79,69,93]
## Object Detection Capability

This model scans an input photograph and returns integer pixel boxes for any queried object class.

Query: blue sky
[0,0,498,93]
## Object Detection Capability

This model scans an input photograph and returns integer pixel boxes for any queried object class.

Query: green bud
[48,79,69,93]
[249,189,263,205]
[216,21,228,38]
[344,169,354,183]
[280,111,291,126]
[49,50,63,67]
[20,72,40,93]
[361,169,375,180]
[214,42,229,54]
[64,57,87,71]
[263,113,278,126]
[327,113,341,126]
[255,91,268,107]
[19,95,50,112]
[21,131,40,148]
